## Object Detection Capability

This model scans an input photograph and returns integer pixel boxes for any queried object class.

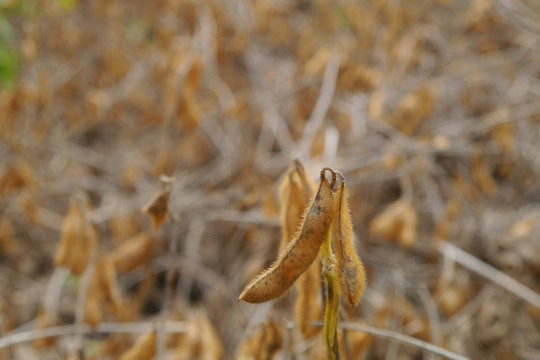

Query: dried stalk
[321,229,340,360]
[438,241,540,309]
[340,322,469,360]
[156,216,179,360]
[298,52,341,158]
[0,322,186,350]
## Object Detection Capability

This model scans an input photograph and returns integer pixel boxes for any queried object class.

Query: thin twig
[210,209,280,227]
[340,322,469,360]
[438,241,540,309]
[297,52,341,158]
[0,322,186,350]
[156,216,180,360]
[178,218,205,299]
[245,49,295,162]
[119,252,226,293]
[416,284,443,360]
[282,321,294,360]
[0,264,43,301]
[0,315,8,360]
[386,270,405,360]
[290,321,469,360]
[73,255,98,354]
[323,125,340,163]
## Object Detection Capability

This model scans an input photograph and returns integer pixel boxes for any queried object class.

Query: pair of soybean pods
[240,166,366,309]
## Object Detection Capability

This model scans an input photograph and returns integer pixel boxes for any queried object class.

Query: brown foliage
[2,0,540,358]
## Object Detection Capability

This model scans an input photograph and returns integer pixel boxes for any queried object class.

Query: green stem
[321,229,340,360]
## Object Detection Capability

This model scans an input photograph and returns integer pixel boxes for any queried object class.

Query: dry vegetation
[1,0,540,359]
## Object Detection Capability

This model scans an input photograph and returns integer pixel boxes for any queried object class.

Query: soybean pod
[239,170,336,303]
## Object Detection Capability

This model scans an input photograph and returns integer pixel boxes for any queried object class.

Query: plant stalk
[321,229,340,360]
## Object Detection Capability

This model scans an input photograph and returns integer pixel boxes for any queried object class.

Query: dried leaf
[142,189,171,229]
[0,161,36,196]
[431,135,451,150]
[237,321,283,360]
[111,233,154,273]
[304,46,332,75]
[54,198,98,275]
[337,62,378,92]
[508,218,534,239]
[465,0,493,24]
[98,334,132,358]
[368,90,385,120]
[346,330,372,360]
[175,315,200,360]
[452,171,479,203]
[310,128,326,159]
[19,189,41,224]
[185,56,203,91]
[399,204,418,249]
[179,88,202,131]
[492,119,515,154]
[0,215,15,256]
[122,166,143,190]
[197,310,224,360]
[175,309,223,360]
[386,86,434,135]
[33,310,60,348]
[435,280,468,317]
[369,198,418,249]
[471,155,497,196]
[84,290,102,328]
[119,332,156,360]
[65,351,81,360]
[261,188,280,218]
[110,214,141,246]
[295,261,323,338]
[153,150,176,177]
[83,255,124,327]
[96,255,123,310]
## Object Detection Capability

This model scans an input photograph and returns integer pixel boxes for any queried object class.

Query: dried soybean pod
[239,170,336,303]
[277,161,323,338]
[333,177,366,307]
[278,160,317,253]
[54,199,97,275]
[295,258,323,337]
[295,160,318,203]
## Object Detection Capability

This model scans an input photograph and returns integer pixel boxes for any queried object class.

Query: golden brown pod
[295,260,323,337]
[239,170,336,303]
[333,179,366,307]
[278,160,323,337]
[278,159,317,253]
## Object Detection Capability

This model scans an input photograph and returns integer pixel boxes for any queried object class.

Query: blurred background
[1,0,540,359]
